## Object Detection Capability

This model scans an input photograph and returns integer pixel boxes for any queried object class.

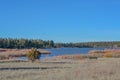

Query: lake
[21,47,106,60]
[39,47,105,60]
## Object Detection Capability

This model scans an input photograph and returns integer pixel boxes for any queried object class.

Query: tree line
[0,38,120,49]
[55,42,120,48]
[0,38,54,49]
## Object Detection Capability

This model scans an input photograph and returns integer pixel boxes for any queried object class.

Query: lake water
[21,47,106,60]
[40,47,105,60]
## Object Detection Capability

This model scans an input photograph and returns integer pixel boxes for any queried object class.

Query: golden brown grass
[0,58,120,80]
[53,54,86,60]
[0,48,50,60]
[88,49,120,58]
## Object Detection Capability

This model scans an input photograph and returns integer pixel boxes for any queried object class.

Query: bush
[27,48,41,62]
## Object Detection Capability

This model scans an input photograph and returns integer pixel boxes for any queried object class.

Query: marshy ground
[0,58,120,80]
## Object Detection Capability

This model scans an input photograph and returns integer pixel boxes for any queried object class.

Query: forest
[0,38,54,48]
[0,38,120,49]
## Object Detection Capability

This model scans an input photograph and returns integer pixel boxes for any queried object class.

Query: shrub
[27,48,41,62]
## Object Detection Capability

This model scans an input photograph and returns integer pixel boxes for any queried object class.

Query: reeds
[53,54,87,60]
[0,48,50,60]
[88,49,120,58]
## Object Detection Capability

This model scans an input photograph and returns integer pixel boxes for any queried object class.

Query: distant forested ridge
[0,38,120,49]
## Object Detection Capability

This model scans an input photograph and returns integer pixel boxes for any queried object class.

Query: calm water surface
[40,47,105,60]
[21,48,106,60]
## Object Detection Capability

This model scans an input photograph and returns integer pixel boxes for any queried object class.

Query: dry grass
[0,48,50,60]
[89,49,120,58]
[53,54,86,60]
[0,58,120,80]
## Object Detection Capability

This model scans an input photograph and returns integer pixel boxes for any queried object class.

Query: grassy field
[0,58,120,80]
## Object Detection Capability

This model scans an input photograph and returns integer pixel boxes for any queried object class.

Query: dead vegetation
[88,49,120,58]
[0,48,120,80]
[0,48,50,60]
[53,54,87,60]
[0,58,120,80]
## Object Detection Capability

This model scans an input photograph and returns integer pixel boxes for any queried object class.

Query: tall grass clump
[104,53,113,58]
[27,48,41,62]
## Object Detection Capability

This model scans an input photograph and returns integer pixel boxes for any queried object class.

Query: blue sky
[0,0,120,42]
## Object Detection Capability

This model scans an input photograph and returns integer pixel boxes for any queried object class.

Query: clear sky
[0,0,120,42]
